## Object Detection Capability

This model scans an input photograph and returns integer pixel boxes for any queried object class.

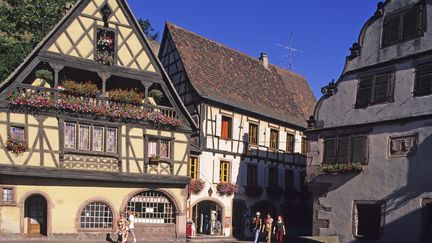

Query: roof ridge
[166,22,303,78]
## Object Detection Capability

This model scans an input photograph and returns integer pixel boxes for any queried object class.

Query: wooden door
[25,195,47,235]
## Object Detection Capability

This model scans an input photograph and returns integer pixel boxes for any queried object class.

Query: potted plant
[62,80,100,97]
[5,135,28,156]
[108,88,144,105]
[148,89,164,104]
[148,154,160,164]
[33,69,53,88]
[188,179,205,195]
[216,182,239,196]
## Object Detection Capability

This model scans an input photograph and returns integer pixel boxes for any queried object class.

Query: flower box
[322,162,364,175]
[148,155,160,165]
[5,135,28,156]
[188,179,205,195]
[216,182,238,196]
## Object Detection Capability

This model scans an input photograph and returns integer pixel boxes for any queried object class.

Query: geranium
[5,135,28,156]
[8,91,55,109]
[188,179,205,195]
[109,89,144,105]
[216,182,239,196]
[62,80,100,97]
[97,32,114,50]
[95,50,114,66]
[148,112,182,128]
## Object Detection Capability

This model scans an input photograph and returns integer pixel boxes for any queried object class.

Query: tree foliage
[0,0,76,82]
[138,18,159,41]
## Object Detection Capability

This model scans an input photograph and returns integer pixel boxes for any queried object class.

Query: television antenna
[277,31,303,70]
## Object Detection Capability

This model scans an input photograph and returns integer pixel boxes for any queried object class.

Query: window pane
[357,77,373,107]
[64,122,76,149]
[301,138,307,155]
[80,202,113,229]
[126,191,175,224]
[373,74,390,103]
[337,136,351,163]
[160,140,170,158]
[106,128,117,153]
[92,126,104,151]
[247,165,257,185]
[190,157,198,179]
[270,129,279,149]
[10,126,25,141]
[148,139,157,157]
[221,116,232,139]
[249,123,258,145]
[286,134,295,153]
[219,161,230,182]
[323,138,337,163]
[268,168,278,187]
[78,124,90,150]
[2,188,13,203]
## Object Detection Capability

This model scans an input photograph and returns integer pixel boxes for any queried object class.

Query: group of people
[250,212,286,243]
[116,210,137,243]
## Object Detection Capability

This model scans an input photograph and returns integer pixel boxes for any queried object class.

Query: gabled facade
[159,23,316,238]
[0,0,196,240]
[307,0,432,242]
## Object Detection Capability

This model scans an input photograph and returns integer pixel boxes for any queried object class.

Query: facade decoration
[306,1,432,242]
[159,23,316,239]
[0,0,197,241]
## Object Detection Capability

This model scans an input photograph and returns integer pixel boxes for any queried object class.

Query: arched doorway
[24,194,48,236]
[192,200,223,236]
[232,200,246,237]
[251,201,277,219]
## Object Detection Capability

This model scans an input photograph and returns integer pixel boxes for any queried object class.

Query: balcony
[8,84,181,127]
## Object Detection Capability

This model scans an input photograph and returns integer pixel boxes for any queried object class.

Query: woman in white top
[127,210,137,243]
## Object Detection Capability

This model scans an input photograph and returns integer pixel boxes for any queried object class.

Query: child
[117,214,129,243]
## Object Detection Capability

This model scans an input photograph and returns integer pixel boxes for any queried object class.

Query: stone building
[0,0,196,240]
[307,0,432,242]
[159,23,316,238]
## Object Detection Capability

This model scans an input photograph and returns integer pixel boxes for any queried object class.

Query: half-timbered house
[159,23,316,238]
[0,0,196,241]
[307,0,432,242]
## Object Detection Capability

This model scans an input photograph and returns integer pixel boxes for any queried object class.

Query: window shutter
[356,77,373,107]
[373,73,391,103]
[415,63,432,95]
[402,7,419,39]
[323,138,337,163]
[383,15,401,45]
[243,121,249,143]
[337,136,351,163]
[352,136,367,164]
[279,131,287,151]
[264,128,271,147]
[213,159,220,183]
[232,118,240,140]
[215,114,222,137]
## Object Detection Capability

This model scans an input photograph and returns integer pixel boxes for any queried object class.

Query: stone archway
[251,200,277,218]
[24,194,48,236]
[192,200,224,236]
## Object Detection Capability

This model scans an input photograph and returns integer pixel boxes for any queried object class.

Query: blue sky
[128,0,380,99]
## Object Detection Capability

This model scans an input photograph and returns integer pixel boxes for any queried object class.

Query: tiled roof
[148,39,160,56]
[165,23,316,128]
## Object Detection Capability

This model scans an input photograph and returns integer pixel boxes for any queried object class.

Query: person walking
[127,210,137,243]
[265,213,273,243]
[273,215,286,243]
[251,212,263,243]
[117,214,129,243]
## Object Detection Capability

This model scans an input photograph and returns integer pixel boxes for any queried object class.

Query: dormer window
[95,28,115,66]
[382,3,426,47]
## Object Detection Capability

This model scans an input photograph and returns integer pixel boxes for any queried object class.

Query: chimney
[259,52,269,69]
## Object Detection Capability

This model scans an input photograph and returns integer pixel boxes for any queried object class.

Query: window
[78,124,90,150]
[189,157,198,179]
[1,187,14,204]
[270,129,279,149]
[147,138,171,160]
[126,191,176,224]
[64,122,117,154]
[64,122,76,149]
[382,3,426,47]
[323,135,367,164]
[106,127,117,153]
[247,164,258,186]
[80,202,113,229]
[301,137,307,155]
[353,201,385,240]
[248,123,258,145]
[268,167,278,188]
[355,73,394,108]
[10,126,25,141]
[286,133,295,153]
[221,116,232,140]
[415,62,432,96]
[219,161,230,182]
[92,126,104,151]
[285,170,294,191]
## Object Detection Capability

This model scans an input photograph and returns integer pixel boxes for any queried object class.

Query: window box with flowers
[148,154,160,165]
[95,29,115,66]
[5,135,28,156]
[216,182,238,196]
[322,162,365,175]
[108,89,143,105]
[188,179,205,195]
